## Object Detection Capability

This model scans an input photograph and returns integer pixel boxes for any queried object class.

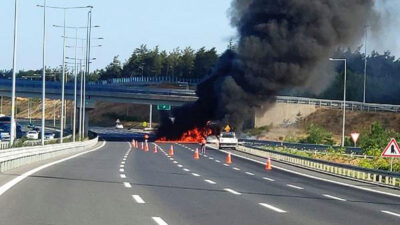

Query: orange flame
[156,127,212,143]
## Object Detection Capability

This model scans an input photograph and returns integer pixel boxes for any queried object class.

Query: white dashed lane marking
[120,174,126,178]
[123,182,132,188]
[263,177,275,181]
[233,167,240,171]
[177,164,183,168]
[259,203,287,213]
[286,184,304,190]
[183,168,190,172]
[152,217,169,225]
[381,210,400,218]
[224,188,241,195]
[120,169,125,172]
[204,179,216,184]
[192,173,200,177]
[323,194,346,202]
[132,195,146,204]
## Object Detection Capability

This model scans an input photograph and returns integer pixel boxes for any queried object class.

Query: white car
[206,135,219,144]
[219,132,238,149]
[44,132,55,140]
[26,131,39,140]
[115,123,124,129]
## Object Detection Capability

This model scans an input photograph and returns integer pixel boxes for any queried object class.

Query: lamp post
[40,0,47,146]
[38,5,92,143]
[329,58,347,147]
[10,0,19,146]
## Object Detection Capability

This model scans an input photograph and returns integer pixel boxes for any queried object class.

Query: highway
[0,140,399,224]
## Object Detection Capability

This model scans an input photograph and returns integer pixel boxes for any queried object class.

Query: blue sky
[0,0,236,71]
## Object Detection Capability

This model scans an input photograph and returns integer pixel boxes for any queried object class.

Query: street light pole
[60,9,66,143]
[363,26,368,105]
[10,0,19,146]
[72,28,78,142]
[329,58,347,147]
[83,9,93,139]
[41,0,47,146]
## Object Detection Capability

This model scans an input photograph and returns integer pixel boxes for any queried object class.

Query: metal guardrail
[0,137,98,172]
[276,96,400,113]
[89,76,201,86]
[241,139,362,154]
[238,145,400,188]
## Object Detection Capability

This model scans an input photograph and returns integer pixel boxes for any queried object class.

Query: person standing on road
[201,138,207,154]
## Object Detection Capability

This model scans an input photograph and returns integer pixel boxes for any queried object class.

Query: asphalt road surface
[0,141,399,225]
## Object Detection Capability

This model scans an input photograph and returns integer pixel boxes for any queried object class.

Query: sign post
[381,138,400,172]
[351,132,360,147]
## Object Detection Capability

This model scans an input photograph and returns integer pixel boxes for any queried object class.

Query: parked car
[218,132,238,149]
[44,132,55,140]
[26,131,39,140]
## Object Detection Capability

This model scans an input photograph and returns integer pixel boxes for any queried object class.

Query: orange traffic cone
[145,142,149,152]
[141,142,144,150]
[194,148,199,160]
[135,141,139,149]
[153,145,158,153]
[169,145,174,156]
[131,139,135,147]
[265,157,272,170]
[226,152,232,164]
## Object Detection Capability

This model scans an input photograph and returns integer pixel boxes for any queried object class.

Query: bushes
[299,124,334,145]
[358,122,400,155]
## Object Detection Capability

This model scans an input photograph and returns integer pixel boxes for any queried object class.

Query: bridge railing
[88,76,201,86]
[276,96,400,113]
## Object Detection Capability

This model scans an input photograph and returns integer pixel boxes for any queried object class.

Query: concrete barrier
[0,137,98,172]
[237,145,400,188]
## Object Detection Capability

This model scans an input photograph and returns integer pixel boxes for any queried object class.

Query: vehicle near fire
[218,132,238,149]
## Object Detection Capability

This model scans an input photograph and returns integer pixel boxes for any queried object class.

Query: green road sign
[157,104,171,111]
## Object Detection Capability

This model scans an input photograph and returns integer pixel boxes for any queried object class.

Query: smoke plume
[157,0,379,139]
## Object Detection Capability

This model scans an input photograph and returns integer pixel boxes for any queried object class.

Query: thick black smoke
[157,0,379,140]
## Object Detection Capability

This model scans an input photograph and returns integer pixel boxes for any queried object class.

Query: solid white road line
[323,194,347,202]
[120,174,126,178]
[259,203,287,213]
[120,169,125,172]
[286,184,304,190]
[245,172,255,176]
[192,173,200,177]
[381,210,400,218]
[263,177,275,181]
[152,217,168,225]
[0,141,106,198]
[224,188,241,195]
[233,167,240,171]
[216,148,400,199]
[204,179,216,184]
[132,195,146,204]
[183,168,190,172]
[123,182,132,188]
